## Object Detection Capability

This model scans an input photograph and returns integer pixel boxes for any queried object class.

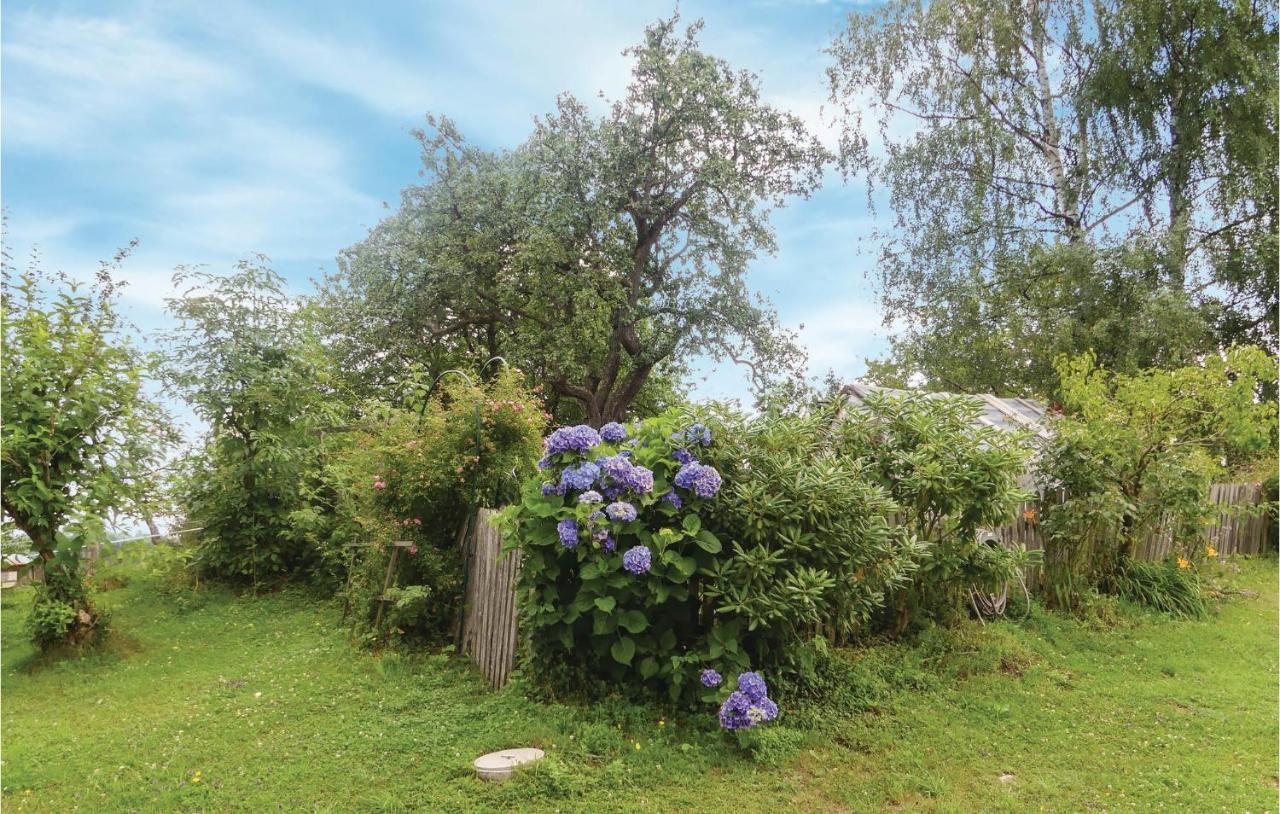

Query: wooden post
[372,541,414,632]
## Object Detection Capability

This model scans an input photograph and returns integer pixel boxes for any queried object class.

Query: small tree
[163,261,345,585]
[1,247,176,648]
[1038,347,1277,609]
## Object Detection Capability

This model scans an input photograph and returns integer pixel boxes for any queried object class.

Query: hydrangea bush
[498,410,742,704]
[499,406,925,709]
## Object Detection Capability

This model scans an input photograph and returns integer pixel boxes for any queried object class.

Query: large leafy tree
[827,0,1277,394]
[1,246,177,647]
[163,261,345,585]
[322,16,826,424]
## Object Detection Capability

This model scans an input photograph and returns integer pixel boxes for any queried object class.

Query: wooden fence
[988,481,1274,558]
[459,508,521,688]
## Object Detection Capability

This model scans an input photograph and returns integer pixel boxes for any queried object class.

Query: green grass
[2,559,1276,813]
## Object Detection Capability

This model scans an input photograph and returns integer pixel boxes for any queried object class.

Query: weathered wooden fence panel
[988,481,1272,559]
[459,508,521,689]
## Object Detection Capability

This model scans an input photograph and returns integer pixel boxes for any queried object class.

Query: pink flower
[409,545,419,555]
[373,480,387,490]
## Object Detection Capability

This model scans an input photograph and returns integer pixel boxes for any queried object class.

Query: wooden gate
[459,508,521,688]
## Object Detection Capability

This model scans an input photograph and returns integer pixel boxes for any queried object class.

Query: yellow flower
[1206,546,1217,558]
[658,719,665,727]
[1177,557,1190,570]
[634,741,642,750]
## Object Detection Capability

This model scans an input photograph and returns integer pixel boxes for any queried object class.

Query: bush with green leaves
[164,262,346,586]
[833,391,1034,633]
[1038,347,1277,611]
[330,368,546,645]
[2,250,176,649]
[697,404,922,656]
[501,407,920,705]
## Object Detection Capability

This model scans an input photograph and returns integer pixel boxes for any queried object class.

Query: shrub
[331,369,546,645]
[165,263,346,586]
[834,391,1033,632]
[1038,348,1276,610]
[1100,558,1207,618]
[501,407,920,706]
[697,404,921,657]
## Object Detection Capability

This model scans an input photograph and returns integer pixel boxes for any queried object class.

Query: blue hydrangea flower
[545,425,601,456]
[685,423,713,446]
[620,465,654,494]
[737,671,768,702]
[600,422,628,442]
[541,482,566,496]
[559,461,600,491]
[674,462,723,499]
[673,448,696,466]
[622,545,651,575]
[605,501,638,523]
[718,691,752,730]
[700,669,723,688]
[661,490,683,509]
[578,490,603,504]
[600,534,616,553]
[556,518,579,549]
[537,455,553,471]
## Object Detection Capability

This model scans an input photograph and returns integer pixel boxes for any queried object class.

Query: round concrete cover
[474,747,546,782]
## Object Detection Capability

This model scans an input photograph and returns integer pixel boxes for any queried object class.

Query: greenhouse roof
[840,382,1053,439]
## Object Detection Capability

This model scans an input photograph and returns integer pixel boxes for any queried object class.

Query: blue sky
[2,0,895,405]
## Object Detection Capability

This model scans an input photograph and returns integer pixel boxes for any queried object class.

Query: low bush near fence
[1038,347,1276,611]
[331,369,546,645]
[833,392,1034,633]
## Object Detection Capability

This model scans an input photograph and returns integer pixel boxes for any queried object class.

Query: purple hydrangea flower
[685,423,712,447]
[556,518,579,549]
[578,490,603,504]
[600,534,616,553]
[737,671,768,702]
[600,422,628,443]
[542,482,566,496]
[751,697,779,724]
[559,461,600,492]
[605,501,638,523]
[537,455,554,471]
[545,425,601,456]
[673,448,696,466]
[700,669,723,688]
[718,691,752,731]
[674,462,723,499]
[661,490,683,509]
[622,545,651,575]
[596,454,654,495]
[598,454,632,481]
[620,465,654,494]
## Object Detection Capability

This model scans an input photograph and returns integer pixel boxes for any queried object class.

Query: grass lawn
[2,558,1276,813]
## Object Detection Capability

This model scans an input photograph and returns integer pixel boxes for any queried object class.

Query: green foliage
[1038,347,1277,609]
[163,261,346,586]
[1101,558,1207,618]
[1,247,176,648]
[828,0,1278,395]
[698,404,921,659]
[328,368,546,644]
[321,14,825,422]
[835,392,1033,631]
[866,241,1216,397]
